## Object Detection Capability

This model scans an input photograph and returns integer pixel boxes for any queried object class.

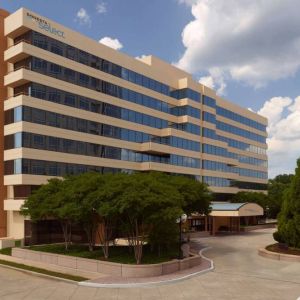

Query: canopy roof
[209,202,264,217]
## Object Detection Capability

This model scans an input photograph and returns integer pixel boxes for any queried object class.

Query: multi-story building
[0,8,268,240]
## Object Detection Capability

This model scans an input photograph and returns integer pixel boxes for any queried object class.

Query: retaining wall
[12,247,202,278]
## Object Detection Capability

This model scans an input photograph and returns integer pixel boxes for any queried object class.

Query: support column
[212,217,216,236]
[0,9,9,238]
[205,216,208,232]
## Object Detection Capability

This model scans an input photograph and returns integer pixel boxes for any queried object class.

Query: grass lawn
[28,244,179,264]
[0,247,12,256]
[266,243,300,256]
[0,259,87,281]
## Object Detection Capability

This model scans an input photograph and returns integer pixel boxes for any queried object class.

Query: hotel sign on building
[26,12,65,38]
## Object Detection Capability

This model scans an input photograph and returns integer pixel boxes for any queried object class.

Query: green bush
[276,158,300,248]
[273,231,284,243]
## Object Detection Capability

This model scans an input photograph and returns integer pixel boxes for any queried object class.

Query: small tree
[275,159,300,248]
[115,172,183,264]
[21,178,77,250]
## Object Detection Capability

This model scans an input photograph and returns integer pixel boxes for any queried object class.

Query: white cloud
[258,96,300,178]
[176,0,300,89]
[99,37,123,50]
[96,2,107,14]
[75,8,91,26]
[199,75,214,89]
[177,0,198,6]
[199,67,226,95]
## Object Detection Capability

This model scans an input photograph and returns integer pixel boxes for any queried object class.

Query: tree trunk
[61,220,72,251]
[133,220,143,264]
[84,221,97,252]
[97,219,113,259]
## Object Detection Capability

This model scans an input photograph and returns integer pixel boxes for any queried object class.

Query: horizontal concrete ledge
[78,247,214,288]
[12,246,204,278]
[258,248,300,262]
[241,224,276,232]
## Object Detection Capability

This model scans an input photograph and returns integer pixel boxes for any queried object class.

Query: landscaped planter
[12,247,202,278]
[0,238,23,249]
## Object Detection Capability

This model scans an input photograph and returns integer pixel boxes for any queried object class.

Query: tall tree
[231,191,268,211]
[267,174,294,218]
[168,175,212,215]
[275,159,300,248]
[21,178,77,250]
[115,172,183,264]
[88,173,124,259]
[64,173,104,252]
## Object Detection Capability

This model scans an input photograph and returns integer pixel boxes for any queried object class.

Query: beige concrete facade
[1,8,268,240]
[0,9,9,238]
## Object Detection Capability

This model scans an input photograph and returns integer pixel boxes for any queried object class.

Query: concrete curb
[0,262,78,284]
[78,246,214,288]
[258,247,300,262]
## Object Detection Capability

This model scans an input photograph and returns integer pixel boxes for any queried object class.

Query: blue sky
[1,0,296,110]
[1,0,300,177]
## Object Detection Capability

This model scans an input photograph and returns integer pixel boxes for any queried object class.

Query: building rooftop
[211,202,247,211]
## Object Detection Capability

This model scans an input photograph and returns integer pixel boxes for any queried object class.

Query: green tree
[21,178,77,250]
[267,174,294,218]
[114,172,183,264]
[148,217,179,257]
[88,173,124,259]
[275,159,300,248]
[64,173,104,252]
[168,175,212,215]
[231,191,268,212]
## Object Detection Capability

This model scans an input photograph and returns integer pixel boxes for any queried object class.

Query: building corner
[0,9,9,237]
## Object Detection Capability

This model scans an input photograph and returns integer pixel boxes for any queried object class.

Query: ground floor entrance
[187,202,264,236]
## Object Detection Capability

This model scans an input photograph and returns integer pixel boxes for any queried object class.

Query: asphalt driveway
[0,228,299,300]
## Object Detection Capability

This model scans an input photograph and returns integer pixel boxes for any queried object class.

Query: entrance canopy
[209,202,264,217]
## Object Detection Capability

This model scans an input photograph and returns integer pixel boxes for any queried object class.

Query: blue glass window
[203,96,216,108]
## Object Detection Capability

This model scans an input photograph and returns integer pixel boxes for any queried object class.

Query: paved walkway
[0,228,299,299]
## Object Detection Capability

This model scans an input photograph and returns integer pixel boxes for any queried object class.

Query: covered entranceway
[188,202,264,236]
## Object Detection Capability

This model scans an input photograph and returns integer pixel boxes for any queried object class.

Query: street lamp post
[176,214,187,259]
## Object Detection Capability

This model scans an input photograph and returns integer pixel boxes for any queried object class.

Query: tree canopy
[274,159,300,248]
[231,191,267,211]
[21,171,212,264]
[267,174,294,218]
[21,178,78,250]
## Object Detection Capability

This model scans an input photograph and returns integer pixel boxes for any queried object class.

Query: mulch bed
[266,243,300,256]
